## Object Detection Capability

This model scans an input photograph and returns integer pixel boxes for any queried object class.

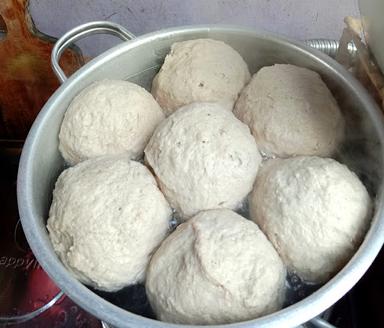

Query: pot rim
[17,23,384,328]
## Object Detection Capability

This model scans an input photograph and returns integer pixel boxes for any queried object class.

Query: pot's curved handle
[51,21,135,83]
[309,316,337,328]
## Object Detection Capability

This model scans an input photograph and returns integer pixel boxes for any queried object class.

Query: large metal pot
[17,21,384,328]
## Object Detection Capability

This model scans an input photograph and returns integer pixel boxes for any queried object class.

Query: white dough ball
[59,79,165,165]
[146,209,286,324]
[234,64,344,157]
[249,156,371,283]
[145,102,261,220]
[47,156,171,292]
[152,38,251,115]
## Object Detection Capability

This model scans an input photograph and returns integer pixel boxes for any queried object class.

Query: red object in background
[14,296,103,328]
[0,144,101,327]
[12,295,103,328]
[18,255,61,314]
[0,0,84,140]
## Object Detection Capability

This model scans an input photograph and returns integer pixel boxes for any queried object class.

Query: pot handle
[51,21,135,84]
[309,316,337,328]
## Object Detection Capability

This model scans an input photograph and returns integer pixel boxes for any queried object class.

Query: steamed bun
[249,156,371,283]
[152,38,251,115]
[145,102,261,220]
[146,209,286,324]
[234,64,344,157]
[59,79,165,165]
[47,156,171,291]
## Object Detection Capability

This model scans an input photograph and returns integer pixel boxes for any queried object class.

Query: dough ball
[146,209,286,324]
[145,102,261,220]
[59,79,165,165]
[249,156,371,283]
[152,38,251,115]
[47,156,171,292]
[234,64,344,157]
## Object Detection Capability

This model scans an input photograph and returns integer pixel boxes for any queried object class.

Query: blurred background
[29,0,360,56]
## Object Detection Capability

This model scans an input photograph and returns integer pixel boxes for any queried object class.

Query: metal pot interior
[18,26,384,328]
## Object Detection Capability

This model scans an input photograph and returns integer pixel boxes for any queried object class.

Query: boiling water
[92,272,320,319]
[91,199,321,319]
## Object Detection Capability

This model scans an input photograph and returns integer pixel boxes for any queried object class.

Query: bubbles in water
[284,271,321,306]
[92,284,155,319]
[235,198,250,219]
[169,216,179,230]
[260,150,276,160]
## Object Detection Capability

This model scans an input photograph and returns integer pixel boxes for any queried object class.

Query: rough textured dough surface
[146,209,286,325]
[234,64,344,158]
[249,156,371,283]
[47,156,171,292]
[152,38,251,115]
[59,79,165,165]
[145,102,261,220]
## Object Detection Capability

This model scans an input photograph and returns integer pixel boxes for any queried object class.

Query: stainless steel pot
[17,21,384,328]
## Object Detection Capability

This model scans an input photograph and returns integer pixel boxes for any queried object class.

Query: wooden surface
[0,0,84,140]
[336,17,384,111]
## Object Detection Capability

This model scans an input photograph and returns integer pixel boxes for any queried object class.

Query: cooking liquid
[92,198,321,319]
